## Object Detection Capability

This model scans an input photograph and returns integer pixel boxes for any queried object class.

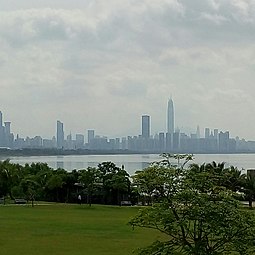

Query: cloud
[199,13,229,25]
[0,1,255,139]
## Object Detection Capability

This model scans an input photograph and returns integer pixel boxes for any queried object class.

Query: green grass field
[0,203,164,255]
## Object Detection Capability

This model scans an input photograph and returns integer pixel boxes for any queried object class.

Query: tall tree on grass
[130,154,255,255]
[79,167,100,206]
[98,162,130,205]
[110,168,130,205]
[20,175,39,207]
[45,169,66,202]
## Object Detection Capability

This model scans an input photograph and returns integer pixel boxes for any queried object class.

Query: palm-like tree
[244,173,255,208]
[20,176,39,207]
[222,166,246,193]
[0,159,23,199]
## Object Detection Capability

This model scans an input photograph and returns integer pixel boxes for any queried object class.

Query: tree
[132,165,183,205]
[45,169,66,202]
[79,167,100,206]
[154,153,194,169]
[20,175,39,207]
[0,159,23,199]
[186,162,245,197]
[222,166,246,193]
[130,154,255,255]
[64,170,79,203]
[110,168,130,205]
[133,154,192,205]
[244,173,255,209]
[98,162,130,205]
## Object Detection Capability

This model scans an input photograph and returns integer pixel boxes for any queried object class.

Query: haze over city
[1,0,255,140]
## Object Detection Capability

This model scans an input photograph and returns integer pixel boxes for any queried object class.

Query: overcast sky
[1,0,255,140]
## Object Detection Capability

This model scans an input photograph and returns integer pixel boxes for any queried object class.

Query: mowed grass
[0,204,164,255]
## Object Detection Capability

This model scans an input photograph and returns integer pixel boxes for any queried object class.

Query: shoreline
[1,148,255,157]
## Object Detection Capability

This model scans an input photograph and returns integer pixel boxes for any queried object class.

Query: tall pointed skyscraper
[56,120,64,149]
[167,98,174,134]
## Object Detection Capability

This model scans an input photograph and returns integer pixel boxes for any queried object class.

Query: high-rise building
[2,121,13,148]
[141,115,150,138]
[159,132,165,152]
[75,134,84,149]
[0,111,4,146]
[167,98,174,134]
[121,137,127,150]
[196,125,200,139]
[4,121,11,135]
[219,131,230,152]
[87,130,95,144]
[205,128,210,139]
[166,132,172,151]
[56,120,64,149]
[0,111,2,127]
[173,131,180,150]
[213,129,219,140]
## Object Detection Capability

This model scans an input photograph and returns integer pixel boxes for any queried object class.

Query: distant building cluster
[0,111,14,149]
[1,99,255,153]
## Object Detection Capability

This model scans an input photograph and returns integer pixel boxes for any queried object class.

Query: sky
[1,0,255,140]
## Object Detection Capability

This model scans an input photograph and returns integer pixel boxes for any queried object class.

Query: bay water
[1,153,255,176]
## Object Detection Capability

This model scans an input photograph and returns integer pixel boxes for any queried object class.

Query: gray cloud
[0,0,255,139]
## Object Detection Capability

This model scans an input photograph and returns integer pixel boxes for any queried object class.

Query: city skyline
[0,101,242,141]
[0,97,253,154]
[0,103,249,153]
[1,1,255,140]
[0,98,252,142]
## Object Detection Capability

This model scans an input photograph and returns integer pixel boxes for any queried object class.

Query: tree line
[0,160,132,205]
[1,155,255,208]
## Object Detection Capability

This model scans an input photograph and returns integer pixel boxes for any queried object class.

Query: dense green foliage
[130,154,255,255]
[1,156,255,208]
[0,160,131,205]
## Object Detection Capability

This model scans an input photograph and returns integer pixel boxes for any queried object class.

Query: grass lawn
[0,203,164,255]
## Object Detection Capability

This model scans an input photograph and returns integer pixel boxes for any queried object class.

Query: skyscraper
[205,128,210,139]
[0,111,2,127]
[214,129,219,140]
[167,98,174,134]
[87,129,95,144]
[196,125,200,139]
[142,115,150,138]
[4,121,11,135]
[56,120,64,149]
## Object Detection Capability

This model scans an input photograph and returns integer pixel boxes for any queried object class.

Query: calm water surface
[2,154,255,176]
